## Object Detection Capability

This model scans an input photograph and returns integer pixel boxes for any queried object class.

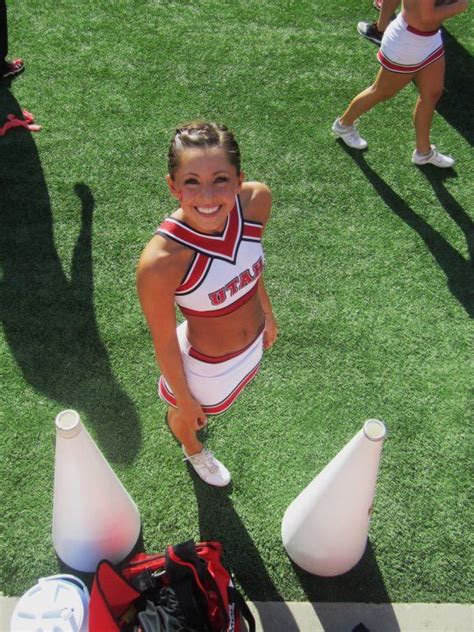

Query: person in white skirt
[332,0,469,167]
[137,122,278,486]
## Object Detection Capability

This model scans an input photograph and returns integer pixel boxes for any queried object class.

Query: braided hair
[168,121,241,179]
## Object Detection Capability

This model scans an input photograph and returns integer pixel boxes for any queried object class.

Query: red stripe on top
[377,45,444,73]
[189,324,264,364]
[158,202,242,261]
[176,253,210,294]
[407,24,439,37]
[179,282,259,318]
[242,223,263,240]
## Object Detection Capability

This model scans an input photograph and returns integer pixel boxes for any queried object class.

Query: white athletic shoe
[412,145,455,168]
[332,117,368,150]
[182,446,231,487]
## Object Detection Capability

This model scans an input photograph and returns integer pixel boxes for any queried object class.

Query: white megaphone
[282,419,386,577]
[52,410,141,572]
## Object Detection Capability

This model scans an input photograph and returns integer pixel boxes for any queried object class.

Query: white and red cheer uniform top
[156,196,264,318]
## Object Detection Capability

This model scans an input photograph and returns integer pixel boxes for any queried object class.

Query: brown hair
[168,121,241,179]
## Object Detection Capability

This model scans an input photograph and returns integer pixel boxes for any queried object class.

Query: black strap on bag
[228,585,256,632]
[165,542,214,632]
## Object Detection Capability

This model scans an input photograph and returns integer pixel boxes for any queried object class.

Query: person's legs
[377,0,400,32]
[0,0,8,67]
[167,406,231,486]
[159,326,264,486]
[339,66,414,126]
[411,55,454,167]
[358,0,400,46]
[412,57,445,153]
[167,406,203,456]
[0,0,24,79]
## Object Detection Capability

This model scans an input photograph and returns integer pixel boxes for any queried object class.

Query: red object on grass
[0,110,41,136]
[1,57,25,79]
[89,540,254,632]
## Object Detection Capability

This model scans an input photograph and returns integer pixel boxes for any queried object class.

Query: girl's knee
[430,87,444,105]
[419,88,444,107]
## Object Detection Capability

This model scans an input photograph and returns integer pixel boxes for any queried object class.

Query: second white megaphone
[282,419,386,577]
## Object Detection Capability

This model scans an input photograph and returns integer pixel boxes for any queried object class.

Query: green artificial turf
[1,0,473,604]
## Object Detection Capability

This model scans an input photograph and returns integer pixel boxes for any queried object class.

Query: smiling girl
[137,122,278,486]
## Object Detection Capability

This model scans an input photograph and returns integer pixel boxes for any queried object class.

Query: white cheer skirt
[158,322,264,415]
[378,13,444,74]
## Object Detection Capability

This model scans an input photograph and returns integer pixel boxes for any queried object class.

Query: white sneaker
[332,117,368,149]
[412,145,455,168]
[182,446,231,487]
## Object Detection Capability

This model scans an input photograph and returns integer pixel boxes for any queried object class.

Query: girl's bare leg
[167,406,203,455]
[377,0,401,32]
[413,56,445,154]
[339,67,415,127]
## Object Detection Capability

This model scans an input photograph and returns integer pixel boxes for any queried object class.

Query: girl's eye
[215,177,229,184]
[184,178,199,185]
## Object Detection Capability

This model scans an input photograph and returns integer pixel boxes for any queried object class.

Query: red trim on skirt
[377,44,444,74]
[159,363,261,415]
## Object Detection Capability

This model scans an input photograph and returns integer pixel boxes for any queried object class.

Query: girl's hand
[176,396,208,431]
[263,312,279,350]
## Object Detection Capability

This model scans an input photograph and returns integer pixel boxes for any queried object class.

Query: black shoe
[357,21,383,46]
[0,58,25,80]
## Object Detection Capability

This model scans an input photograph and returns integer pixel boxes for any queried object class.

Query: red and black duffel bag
[90,540,255,632]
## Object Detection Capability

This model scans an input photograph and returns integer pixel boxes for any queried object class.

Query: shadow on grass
[190,470,299,630]
[438,29,474,147]
[294,540,400,631]
[421,166,474,271]
[0,87,141,463]
[339,143,473,318]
